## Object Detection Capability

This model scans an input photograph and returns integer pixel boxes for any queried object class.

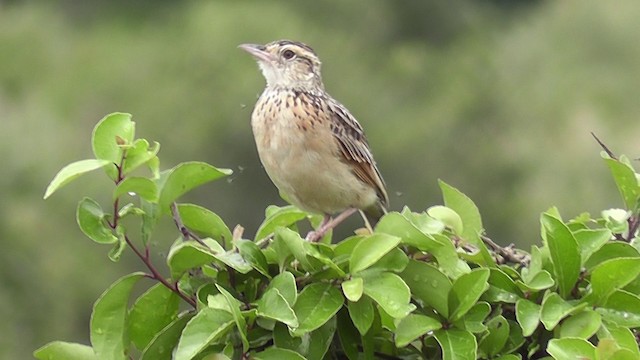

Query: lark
[240,40,388,241]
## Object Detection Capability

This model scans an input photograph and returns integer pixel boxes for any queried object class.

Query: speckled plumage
[240,40,388,238]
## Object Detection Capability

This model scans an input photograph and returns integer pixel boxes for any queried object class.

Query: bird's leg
[306,208,358,242]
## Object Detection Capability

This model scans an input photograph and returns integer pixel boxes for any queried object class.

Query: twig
[170,202,206,246]
[481,235,530,266]
[591,132,617,160]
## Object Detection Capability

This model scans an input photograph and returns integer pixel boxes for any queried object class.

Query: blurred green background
[2,0,639,358]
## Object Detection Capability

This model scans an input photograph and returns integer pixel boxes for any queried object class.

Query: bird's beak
[238,43,275,63]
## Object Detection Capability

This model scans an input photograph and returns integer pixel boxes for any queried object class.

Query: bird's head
[239,40,324,92]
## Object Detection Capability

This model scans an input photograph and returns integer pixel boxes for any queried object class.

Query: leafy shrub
[35,113,640,359]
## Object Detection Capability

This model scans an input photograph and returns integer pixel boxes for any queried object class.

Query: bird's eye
[282,49,296,60]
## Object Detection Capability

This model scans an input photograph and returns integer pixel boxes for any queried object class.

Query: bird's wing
[326,98,389,208]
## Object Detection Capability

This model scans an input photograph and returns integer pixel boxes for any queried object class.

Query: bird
[239,39,388,242]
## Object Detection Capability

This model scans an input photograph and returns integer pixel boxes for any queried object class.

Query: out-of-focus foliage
[1,0,639,358]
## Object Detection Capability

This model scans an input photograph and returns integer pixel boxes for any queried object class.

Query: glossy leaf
[515,299,540,337]
[540,292,580,330]
[584,242,640,270]
[433,328,477,360]
[173,308,234,360]
[90,272,145,360]
[342,277,364,302]
[587,257,640,305]
[559,309,601,339]
[461,302,491,333]
[440,180,495,265]
[235,239,270,278]
[349,233,401,273]
[574,228,613,265]
[157,161,232,211]
[347,296,375,335]
[216,285,249,352]
[449,268,490,321]
[596,290,640,327]
[547,338,596,360]
[76,197,117,244]
[400,260,451,317]
[167,241,217,279]
[395,314,442,347]
[605,156,640,210]
[113,177,158,202]
[140,312,194,360]
[426,205,463,235]
[44,159,111,199]
[362,272,414,318]
[292,283,343,336]
[256,288,299,328]
[253,347,307,360]
[122,139,160,175]
[177,203,232,245]
[129,283,180,351]
[255,205,308,241]
[34,341,97,360]
[478,315,509,358]
[264,272,297,306]
[541,214,581,298]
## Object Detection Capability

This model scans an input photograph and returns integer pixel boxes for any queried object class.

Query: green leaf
[400,260,451,317]
[439,180,495,266]
[516,270,555,292]
[342,277,364,302]
[129,283,180,351]
[515,299,540,337]
[274,317,336,360]
[584,242,640,270]
[92,113,134,161]
[122,139,160,175]
[376,213,469,277]
[449,268,490,321]
[349,233,401,274]
[256,288,299,328]
[90,272,145,360]
[559,309,601,339]
[253,347,307,360]
[157,161,232,211]
[596,290,640,327]
[347,296,375,335]
[140,312,194,360]
[336,309,360,360]
[598,322,640,357]
[395,314,442,348]
[433,328,477,360]
[547,338,596,360]
[292,283,343,336]
[503,319,525,355]
[167,241,217,279]
[173,308,234,360]
[108,227,127,262]
[587,257,640,305]
[34,341,97,360]
[235,239,270,277]
[264,272,297,306]
[461,302,491,333]
[76,197,117,244]
[541,213,581,298]
[362,272,415,318]
[255,205,308,241]
[177,203,233,246]
[113,177,158,202]
[215,285,249,352]
[426,205,463,235]
[574,228,613,265]
[366,247,409,273]
[605,156,640,210]
[44,159,112,199]
[540,292,581,330]
[478,315,509,358]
